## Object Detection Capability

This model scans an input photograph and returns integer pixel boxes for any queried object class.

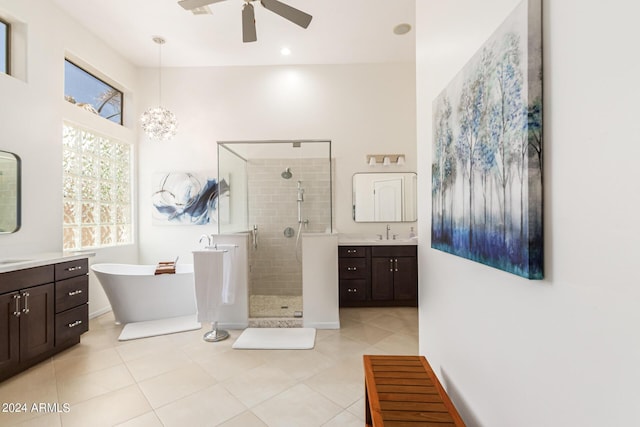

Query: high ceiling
[52,0,416,68]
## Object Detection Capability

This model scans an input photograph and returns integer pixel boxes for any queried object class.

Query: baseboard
[89,306,112,319]
[303,320,341,329]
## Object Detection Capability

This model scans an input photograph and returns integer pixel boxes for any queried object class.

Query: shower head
[281,168,292,179]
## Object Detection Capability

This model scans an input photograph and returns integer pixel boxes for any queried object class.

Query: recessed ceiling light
[393,23,412,35]
[280,47,291,56]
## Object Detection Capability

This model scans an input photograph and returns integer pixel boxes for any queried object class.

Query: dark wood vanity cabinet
[54,259,89,346]
[371,246,418,303]
[0,280,55,373]
[338,246,371,304]
[0,258,88,382]
[339,245,417,307]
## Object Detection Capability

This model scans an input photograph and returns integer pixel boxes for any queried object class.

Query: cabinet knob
[347,249,356,254]
[66,266,83,272]
[347,267,357,271]
[68,289,83,296]
[347,288,357,293]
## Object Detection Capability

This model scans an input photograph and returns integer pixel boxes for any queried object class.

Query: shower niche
[217,140,332,322]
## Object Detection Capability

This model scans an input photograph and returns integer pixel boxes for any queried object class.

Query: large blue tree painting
[432,0,543,279]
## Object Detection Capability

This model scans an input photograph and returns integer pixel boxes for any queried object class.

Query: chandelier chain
[140,36,177,142]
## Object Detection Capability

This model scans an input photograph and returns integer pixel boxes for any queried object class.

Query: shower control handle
[252,225,258,250]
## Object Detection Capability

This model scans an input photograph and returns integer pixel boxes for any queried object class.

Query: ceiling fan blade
[260,0,312,29]
[178,0,227,11]
[242,3,257,43]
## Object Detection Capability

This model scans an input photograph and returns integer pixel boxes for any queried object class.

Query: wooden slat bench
[363,355,465,426]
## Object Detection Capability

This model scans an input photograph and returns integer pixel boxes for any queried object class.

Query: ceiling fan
[178,0,313,43]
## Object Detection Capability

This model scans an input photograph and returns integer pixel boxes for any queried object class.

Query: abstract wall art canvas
[152,171,229,225]
[431,0,543,279]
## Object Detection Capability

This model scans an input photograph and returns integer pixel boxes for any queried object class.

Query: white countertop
[337,234,418,246]
[0,252,96,273]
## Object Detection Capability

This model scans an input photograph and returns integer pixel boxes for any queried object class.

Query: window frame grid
[63,123,133,251]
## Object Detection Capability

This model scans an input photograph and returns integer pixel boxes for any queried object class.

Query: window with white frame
[63,123,132,250]
[0,18,8,74]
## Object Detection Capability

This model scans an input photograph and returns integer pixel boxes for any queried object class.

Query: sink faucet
[386,224,391,240]
[199,234,212,247]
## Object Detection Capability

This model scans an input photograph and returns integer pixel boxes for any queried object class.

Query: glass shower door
[217,140,332,320]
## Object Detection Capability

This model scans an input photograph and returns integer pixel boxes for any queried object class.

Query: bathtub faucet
[199,234,212,247]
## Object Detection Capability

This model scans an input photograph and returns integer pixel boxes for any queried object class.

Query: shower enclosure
[217,140,332,321]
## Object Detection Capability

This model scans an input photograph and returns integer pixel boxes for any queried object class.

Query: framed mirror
[0,150,21,233]
[352,172,417,222]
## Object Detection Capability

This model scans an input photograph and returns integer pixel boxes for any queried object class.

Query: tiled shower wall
[247,158,331,296]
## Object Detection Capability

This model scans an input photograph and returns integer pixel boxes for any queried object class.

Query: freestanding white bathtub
[91,263,197,324]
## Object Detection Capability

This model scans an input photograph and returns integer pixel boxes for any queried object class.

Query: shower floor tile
[249,295,302,318]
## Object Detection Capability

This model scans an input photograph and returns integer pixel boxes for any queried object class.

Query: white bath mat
[232,327,316,350]
[118,315,201,341]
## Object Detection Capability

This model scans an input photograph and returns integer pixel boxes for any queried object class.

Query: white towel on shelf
[192,250,225,323]
[221,246,239,305]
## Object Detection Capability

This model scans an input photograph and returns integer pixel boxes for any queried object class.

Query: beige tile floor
[0,307,418,427]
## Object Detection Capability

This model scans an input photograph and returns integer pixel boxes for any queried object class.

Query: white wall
[0,1,417,316]
[417,1,640,425]
[0,0,140,316]
[138,63,417,265]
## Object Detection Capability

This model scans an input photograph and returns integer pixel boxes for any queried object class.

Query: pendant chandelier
[141,36,178,142]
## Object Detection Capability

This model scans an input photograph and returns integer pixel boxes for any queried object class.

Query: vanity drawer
[371,245,417,258]
[55,258,88,281]
[338,246,367,258]
[55,304,88,345]
[339,280,367,303]
[339,258,368,279]
[0,265,54,294]
[55,275,89,313]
